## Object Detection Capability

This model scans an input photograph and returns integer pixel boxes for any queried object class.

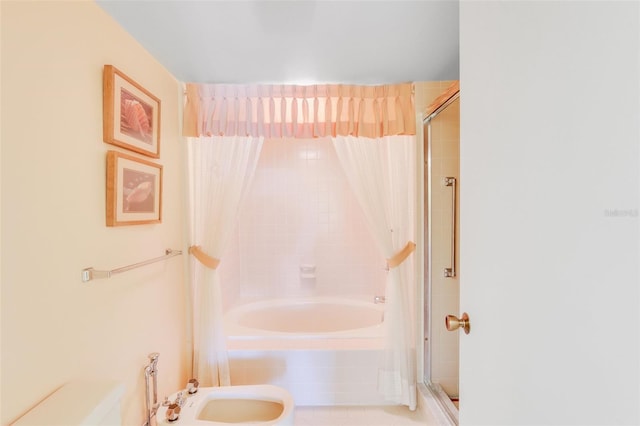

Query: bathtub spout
[374,295,386,304]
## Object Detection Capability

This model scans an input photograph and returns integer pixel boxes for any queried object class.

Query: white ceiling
[97,0,459,85]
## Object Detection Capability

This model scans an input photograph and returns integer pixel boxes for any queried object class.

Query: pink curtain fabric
[183,83,415,139]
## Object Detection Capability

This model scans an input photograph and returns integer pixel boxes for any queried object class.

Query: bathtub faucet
[374,295,386,304]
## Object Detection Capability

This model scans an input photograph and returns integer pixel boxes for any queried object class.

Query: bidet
[156,385,295,425]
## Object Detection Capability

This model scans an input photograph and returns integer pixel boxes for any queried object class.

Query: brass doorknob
[445,313,470,334]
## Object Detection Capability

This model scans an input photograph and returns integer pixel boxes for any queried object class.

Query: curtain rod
[182,83,416,96]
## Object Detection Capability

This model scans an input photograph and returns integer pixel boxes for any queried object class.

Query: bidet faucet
[144,352,160,426]
[187,378,199,394]
[175,391,187,408]
[165,403,181,422]
[162,390,187,422]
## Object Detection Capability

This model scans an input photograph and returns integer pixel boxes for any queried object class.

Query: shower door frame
[422,90,460,424]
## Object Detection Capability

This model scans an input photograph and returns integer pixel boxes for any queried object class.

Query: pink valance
[183,83,415,139]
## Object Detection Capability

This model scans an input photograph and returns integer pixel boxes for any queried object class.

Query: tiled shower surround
[219,137,387,307]
[219,137,390,406]
[217,83,458,407]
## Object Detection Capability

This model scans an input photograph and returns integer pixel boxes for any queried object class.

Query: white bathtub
[225,298,390,406]
[224,297,384,338]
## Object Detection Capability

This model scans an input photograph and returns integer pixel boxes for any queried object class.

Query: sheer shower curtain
[188,135,263,386]
[332,135,417,409]
[184,82,416,404]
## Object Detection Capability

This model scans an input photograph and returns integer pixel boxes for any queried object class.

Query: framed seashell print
[103,65,160,158]
[106,151,162,226]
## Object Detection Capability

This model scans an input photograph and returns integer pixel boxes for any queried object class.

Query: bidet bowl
[197,397,284,422]
[156,384,294,425]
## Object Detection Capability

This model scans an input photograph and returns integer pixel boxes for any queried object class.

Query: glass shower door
[423,95,460,416]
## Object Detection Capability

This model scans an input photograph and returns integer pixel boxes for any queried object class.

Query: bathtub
[224,297,384,338]
[224,298,389,406]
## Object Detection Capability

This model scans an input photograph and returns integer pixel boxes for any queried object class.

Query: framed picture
[103,65,161,158]
[106,150,162,226]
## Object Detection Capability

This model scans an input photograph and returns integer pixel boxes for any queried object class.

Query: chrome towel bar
[81,249,182,282]
[443,177,457,278]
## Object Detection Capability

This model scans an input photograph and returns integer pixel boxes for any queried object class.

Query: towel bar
[443,177,456,278]
[82,249,182,282]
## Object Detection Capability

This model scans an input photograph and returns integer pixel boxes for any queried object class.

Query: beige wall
[1,2,188,424]
[414,82,455,119]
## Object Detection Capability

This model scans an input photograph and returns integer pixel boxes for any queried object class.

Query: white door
[459,2,639,424]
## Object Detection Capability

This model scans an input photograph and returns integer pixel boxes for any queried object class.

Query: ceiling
[97,0,459,85]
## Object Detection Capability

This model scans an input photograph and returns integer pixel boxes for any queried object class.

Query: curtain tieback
[189,245,220,270]
[386,241,416,269]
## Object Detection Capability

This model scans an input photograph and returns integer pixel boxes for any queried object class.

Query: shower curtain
[332,135,417,409]
[184,82,416,403]
[188,135,263,386]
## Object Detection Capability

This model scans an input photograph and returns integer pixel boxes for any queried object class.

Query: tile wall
[219,137,386,307]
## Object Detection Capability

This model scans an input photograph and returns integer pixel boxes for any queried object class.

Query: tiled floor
[293,405,437,425]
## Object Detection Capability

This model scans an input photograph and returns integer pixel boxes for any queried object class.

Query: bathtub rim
[224,296,385,340]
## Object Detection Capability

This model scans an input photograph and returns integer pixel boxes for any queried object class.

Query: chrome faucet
[163,379,198,423]
[374,295,386,304]
[165,403,181,422]
[162,391,186,423]
[187,378,199,394]
[144,352,160,426]
[175,390,187,407]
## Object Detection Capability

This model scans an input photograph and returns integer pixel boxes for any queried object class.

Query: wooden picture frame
[103,65,161,158]
[106,150,162,226]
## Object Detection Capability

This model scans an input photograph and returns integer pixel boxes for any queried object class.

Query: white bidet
[156,384,294,425]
